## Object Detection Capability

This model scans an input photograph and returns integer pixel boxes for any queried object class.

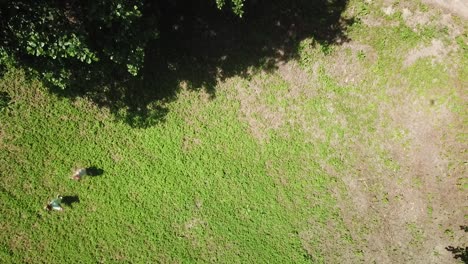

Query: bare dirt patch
[182,136,202,152]
[422,0,468,19]
[399,1,465,38]
[381,95,464,262]
[231,64,319,142]
[402,7,432,28]
[338,86,467,263]
[325,42,378,86]
[175,83,212,130]
[276,61,318,99]
[324,8,467,259]
[365,1,464,40]
[234,80,285,141]
[384,0,468,21]
[361,15,399,28]
[404,39,455,67]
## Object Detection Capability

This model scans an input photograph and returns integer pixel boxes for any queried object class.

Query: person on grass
[45,195,63,211]
[71,168,87,181]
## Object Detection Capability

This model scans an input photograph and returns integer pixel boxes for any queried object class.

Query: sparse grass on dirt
[1,0,467,263]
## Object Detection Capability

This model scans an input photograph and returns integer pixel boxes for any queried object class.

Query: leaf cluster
[0,0,246,88]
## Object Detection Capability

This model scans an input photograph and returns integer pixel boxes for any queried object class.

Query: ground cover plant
[1,0,467,263]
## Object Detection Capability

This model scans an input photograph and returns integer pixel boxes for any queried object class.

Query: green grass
[1,0,467,262]
[0,69,352,263]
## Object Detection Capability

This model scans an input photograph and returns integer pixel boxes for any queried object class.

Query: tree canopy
[1,0,350,126]
[0,0,245,87]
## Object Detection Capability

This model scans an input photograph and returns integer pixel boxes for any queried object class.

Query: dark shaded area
[35,0,352,127]
[85,166,104,177]
[0,91,11,110]
[446,246,468,263]
[61,195,80,208]
[446,226,468,264]
[0,63,6,78]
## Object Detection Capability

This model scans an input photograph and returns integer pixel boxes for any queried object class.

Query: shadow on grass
[62,195,80,208]
[85,166,104,177]
[43,0,353,127]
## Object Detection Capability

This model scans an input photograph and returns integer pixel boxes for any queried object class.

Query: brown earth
[422,0,468,19]
[336,3,467,260]
[340,90,467,263]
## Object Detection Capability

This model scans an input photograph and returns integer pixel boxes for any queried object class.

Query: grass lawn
[0,68,352,263]
[1,0,467,263]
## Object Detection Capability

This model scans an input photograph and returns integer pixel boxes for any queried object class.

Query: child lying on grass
[71,168,87,181]
[44,195,63,211]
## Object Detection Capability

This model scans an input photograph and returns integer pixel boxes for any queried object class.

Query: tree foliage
[0,0,245,88]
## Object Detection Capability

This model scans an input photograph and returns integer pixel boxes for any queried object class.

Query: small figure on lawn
[71,168,87,181]
[44,195,63,211]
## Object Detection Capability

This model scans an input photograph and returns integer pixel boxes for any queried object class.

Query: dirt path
[422,0,468,19]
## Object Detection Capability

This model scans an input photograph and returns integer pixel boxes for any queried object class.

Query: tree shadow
[85,166,104,177]
[446,246,468,263]
[446,226,468,264]
[61,195,80,208]
[44,0,353,127]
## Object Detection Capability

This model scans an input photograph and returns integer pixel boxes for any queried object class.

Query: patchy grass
[1,0,467,263]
